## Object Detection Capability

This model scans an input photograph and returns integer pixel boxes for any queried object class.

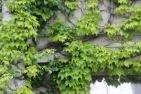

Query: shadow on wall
[90,81,141,94]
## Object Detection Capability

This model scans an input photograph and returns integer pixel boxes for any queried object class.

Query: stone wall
[2,0,141,93]
[36,0,141,94]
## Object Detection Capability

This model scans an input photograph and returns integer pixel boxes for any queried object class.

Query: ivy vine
[1,0,141,94]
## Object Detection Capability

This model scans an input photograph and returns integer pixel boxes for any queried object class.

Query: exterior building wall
[2,0,141,93]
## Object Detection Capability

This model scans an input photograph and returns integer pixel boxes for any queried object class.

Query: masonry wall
[2,0,141,94]
[36,0,141,94]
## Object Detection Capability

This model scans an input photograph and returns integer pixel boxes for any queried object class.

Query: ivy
[77,0,101,35]
[1,0,141,94]
[117,0,129,4]
[0,0,53,93]
[65,0,78,10]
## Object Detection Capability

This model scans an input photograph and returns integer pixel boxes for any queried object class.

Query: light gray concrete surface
[90,81,141,94]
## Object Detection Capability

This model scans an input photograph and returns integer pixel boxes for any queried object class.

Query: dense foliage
[1,0,141,94]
